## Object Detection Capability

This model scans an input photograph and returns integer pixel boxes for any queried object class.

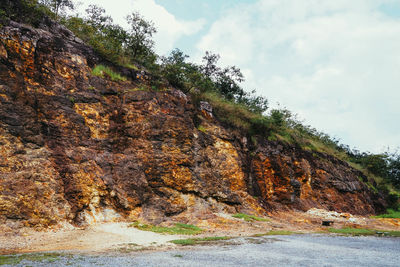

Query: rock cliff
[0,20,386,229]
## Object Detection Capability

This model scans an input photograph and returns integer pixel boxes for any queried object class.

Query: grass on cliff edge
[327,227,400,237]
[232,213,270,222]
[0,253,63,266]
[129,222,203,235]
[92,65,127,82]
[170,236,232,246]
[371,209,400,219]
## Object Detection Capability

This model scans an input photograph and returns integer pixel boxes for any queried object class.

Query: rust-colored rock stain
[0,20,386,230]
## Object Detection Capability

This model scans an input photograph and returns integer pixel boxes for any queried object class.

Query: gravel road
[4,234,400,267]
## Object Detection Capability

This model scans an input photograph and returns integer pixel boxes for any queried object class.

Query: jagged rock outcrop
[0,20,386,229]
[251,143,384,214]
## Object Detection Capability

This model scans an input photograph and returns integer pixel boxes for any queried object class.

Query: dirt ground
[1,209,399,255]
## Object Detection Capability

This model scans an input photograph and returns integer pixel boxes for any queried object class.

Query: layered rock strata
[0,20,385,228]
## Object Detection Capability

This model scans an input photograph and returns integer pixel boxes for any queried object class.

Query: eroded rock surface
[251,144,385,214]
[0,20,386,229]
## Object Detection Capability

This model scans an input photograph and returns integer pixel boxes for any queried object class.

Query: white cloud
[132,0,205,55]
[196,0,400,152]
[75,0,205,55]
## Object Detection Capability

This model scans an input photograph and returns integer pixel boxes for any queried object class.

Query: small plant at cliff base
[328,227,376,236]
[0,253,63,265]
[92,65,127,82]
[129,222,203,235]
[232,213,270,222]
[169,236,232,246]
[371,209,400,219]
[327,227,400,237]
[252,231,295,237]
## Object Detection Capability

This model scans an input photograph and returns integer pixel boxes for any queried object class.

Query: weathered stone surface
[0,20,386,229]
[199,101,213,119]
[251,143,386,215]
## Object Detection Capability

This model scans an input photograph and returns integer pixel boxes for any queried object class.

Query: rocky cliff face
[0,20,386,229]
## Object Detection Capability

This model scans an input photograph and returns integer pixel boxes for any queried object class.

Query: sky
[73,0,400,153]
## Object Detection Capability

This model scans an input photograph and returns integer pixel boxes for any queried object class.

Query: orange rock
[0,19,387,230]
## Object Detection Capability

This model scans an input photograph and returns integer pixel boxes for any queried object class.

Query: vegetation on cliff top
[1,0,399,209]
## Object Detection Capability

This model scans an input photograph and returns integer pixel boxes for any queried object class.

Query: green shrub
[372,209,400,219]
[0,0,53,26]
[249,116,272,136]
[0,9,7,26]
[200,91,259,132]
[92,65,126,82]
[122,63,139,71]
[197,125,207,133]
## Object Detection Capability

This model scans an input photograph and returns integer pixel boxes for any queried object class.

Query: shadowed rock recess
[0,20,386,229]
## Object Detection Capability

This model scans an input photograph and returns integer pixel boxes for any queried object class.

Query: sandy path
[1,210,399,255]
[0,223,179,254]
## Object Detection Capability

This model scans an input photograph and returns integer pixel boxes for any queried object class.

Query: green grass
[387,231,400,237]
[197,125,207,133]
[169,236,232,246]
[200,91,261,132]
[371,209,400,219]
[122,63,139,71]
[0,253,62,265]
[169,239,196,246]
[129,222,203,235]
[327,227,400,237]
[125,86,149,92]
[328,227,376,236]
[232,213,270,222]
[92,65,127,82]
[252,230,295,237]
